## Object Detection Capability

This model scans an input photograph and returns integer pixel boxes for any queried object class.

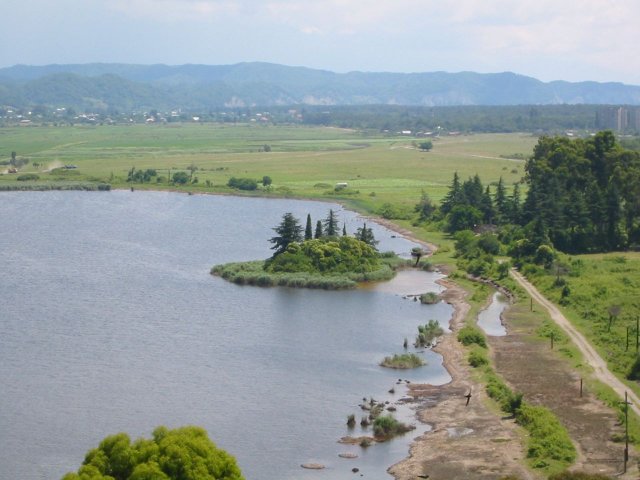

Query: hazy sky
[2,0,639,84]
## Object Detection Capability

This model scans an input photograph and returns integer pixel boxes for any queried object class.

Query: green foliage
[515,404,576,467]
[227,177,258,190]
[457,325,487,348]
[172,171,189,185]
[419,292,439,304]
[354,223,378,248]
[372,415,413,439]
[269,212,303,257]
[380,353,425,369]
[418,141,433,151]
[61,426,244,480]
[127,167,157,183]
[377,202,412,220]
[468,345,489,367]
[415,320,444,347]
[323,209,339,236]
[268,236,381,274]
[414,190,435,221]
[16,173,39,181]
[447,204,483,233]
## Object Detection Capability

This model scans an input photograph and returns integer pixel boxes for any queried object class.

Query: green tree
[323,209,339,237]
[447,205,482,233]
[269,212,303,257]
[61,426,244,480]
[354,223,378,248]
[314,220,323,239]
[494,176,507,221]
[342,223,347,236]
[304,214,313,240]
[262,175,272,187]
[418,140,433,151]
[440,172,462,215]
[414,190,435,221]
[172,171,189,185]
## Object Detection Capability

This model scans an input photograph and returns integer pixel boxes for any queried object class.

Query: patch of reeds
[380,353,425,369]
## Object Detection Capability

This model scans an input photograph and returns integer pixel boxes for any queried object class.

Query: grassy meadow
[0,123,535,214]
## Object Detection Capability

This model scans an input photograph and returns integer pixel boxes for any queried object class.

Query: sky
[1,0,639,85]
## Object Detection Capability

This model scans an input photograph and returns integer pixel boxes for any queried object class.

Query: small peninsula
[212,210,409,289]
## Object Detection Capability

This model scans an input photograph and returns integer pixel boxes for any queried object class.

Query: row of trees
[428,131,640,255]
[270,209,378,257]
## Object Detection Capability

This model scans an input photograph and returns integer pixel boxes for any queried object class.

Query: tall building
[596,106,640,132]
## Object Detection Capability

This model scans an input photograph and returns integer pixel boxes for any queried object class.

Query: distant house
[335,182,348,188]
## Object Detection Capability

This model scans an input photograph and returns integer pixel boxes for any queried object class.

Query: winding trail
[510,268,640,418]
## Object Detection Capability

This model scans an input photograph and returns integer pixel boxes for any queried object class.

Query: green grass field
[0,124,536,214]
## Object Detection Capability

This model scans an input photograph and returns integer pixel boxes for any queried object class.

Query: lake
[0,191,453,480]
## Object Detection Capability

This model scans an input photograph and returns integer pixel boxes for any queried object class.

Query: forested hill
[1,62,640,111]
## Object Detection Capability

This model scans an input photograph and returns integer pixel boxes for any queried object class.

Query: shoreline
[388,278,532,480]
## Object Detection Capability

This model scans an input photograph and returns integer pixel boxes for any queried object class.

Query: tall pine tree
[304,214,313,240]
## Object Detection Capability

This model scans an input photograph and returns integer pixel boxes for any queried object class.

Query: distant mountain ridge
[1,62,639,111]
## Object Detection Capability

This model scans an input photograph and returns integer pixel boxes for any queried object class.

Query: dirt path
[510,269,640,419]
[389,280,535,480]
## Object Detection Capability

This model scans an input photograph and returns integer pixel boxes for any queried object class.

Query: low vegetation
[457,325,487,348]
[415,320,444,347]
[372,415,414,440]
[380,353,425,369]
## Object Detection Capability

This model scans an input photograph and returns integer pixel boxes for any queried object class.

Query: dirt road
[510,269,640,418]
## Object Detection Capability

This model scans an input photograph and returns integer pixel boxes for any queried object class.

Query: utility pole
[622,391,630,474]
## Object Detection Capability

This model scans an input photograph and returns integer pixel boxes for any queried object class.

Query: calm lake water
[0,191,453,480]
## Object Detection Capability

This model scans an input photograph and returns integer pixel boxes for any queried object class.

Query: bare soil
[390,280,535,480]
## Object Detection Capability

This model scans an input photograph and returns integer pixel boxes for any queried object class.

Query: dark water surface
[0,191,453,480]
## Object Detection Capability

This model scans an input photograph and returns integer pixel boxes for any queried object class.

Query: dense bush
[457,325,487,348]
[227,177,258,191]
[516,404,576,466]
[372,415,413,439]
[419,292,439,304]
[468,346,489,367]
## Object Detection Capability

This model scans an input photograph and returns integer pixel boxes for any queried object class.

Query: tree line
[425,130,640,257]
[270,209,378,257]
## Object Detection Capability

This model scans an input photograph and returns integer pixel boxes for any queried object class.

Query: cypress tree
[342,223,347,236]
[304,214,313,240]
[355,223,379,248]
[314,220,323,239]
[440,172,461,215]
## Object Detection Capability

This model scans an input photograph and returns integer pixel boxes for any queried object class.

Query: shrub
[372,415,413,439]
[419,292,439,304]
[415,320,444,347]
[227,177,258,191]
[172,171,189,184]
[380,353,425,369]
[17,173,39,181]
[516,404,576,465]
[468,346,489,367]
[457,325,487,348]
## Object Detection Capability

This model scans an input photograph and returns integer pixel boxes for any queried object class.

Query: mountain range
[1,62,639,111]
